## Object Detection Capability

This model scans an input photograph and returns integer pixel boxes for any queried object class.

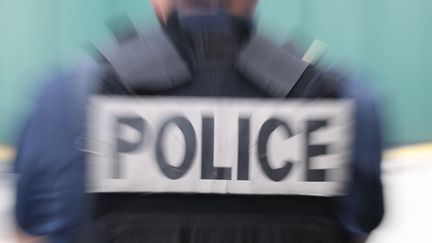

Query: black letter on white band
[258,118,294,182]
[156,116,197,179]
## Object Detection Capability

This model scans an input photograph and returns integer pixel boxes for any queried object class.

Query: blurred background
[0,0,431,242]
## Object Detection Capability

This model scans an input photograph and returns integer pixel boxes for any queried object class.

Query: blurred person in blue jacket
[14,0,383,242]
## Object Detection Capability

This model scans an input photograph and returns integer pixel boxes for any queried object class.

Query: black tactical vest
[79,13,348,243]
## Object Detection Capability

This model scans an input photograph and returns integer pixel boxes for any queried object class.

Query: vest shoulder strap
[91,26,192,93]
[89,23,343,98]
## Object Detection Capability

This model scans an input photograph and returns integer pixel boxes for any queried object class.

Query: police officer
[14,0,384,242]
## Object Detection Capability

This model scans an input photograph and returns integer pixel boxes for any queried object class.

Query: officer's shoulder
[238,33,346,98]
[30,53,104,117]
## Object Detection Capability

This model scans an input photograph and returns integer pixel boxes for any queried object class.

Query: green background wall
[1,0,431,146]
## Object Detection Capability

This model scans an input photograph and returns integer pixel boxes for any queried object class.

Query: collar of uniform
[163,10,254,42]
[178,9,231,33]
[164,10,254,66]
[174,8,254,37]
